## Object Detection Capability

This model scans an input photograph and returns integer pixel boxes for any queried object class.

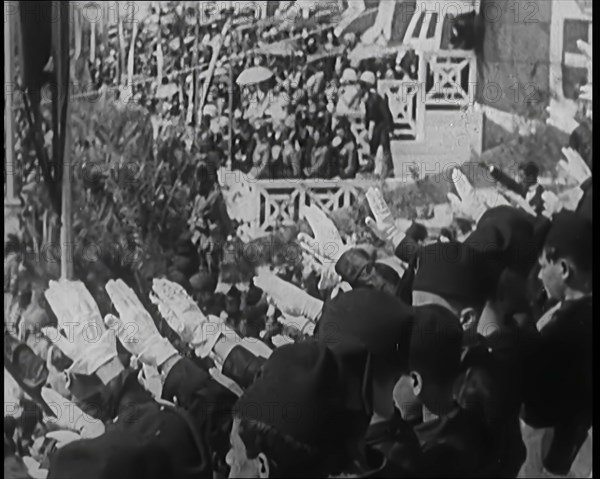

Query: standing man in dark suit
[359,71,395,179]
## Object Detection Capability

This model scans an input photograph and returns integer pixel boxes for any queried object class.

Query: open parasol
[236,66,274,86]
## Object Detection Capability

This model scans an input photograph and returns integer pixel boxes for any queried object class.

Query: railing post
[468,51,477,109]
[416,51,427,142]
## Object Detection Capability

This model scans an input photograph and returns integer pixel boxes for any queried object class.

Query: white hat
[340,68,358,84]
[359,71,376,86]
[203,104,217,118]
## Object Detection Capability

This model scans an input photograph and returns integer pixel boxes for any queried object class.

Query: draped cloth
[18,1,70,216]
[361,0,396,45]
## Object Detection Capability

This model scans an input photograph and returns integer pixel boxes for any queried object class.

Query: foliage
[13,94,201,302]
[70,96,201,283]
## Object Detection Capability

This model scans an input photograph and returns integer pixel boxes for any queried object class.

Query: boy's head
[225,286,242,315]
[317,289,414,418]
[190,270,218,305]
[412,242,499,334]
[520,161,539,188]
[403,304,463,414]
[537,211,593,300]
[229,342,365,477]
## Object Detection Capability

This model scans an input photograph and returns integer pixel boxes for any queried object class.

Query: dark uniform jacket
[48,357,241,479]
[456,329,538,477]
[522,296,593,475]
[413,405,495,477]
[576,177,592,222]
[394,235,421,305]
[365,412,421,477]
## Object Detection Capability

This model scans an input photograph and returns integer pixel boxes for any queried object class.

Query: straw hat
[359,71,376,86]
[340,68,358,85]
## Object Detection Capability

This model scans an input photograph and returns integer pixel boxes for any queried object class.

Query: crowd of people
[108,5,427,182]
[5,4,594,479]
[211,15,433,181]
[5,124,593,477]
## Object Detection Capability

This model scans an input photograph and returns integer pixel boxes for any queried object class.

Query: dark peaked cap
[410,304,463,383]
[317,289,414,369]
[335,247,374,285]
[543,210,593,272]
[413,241,497,307]
[233,342,362,450]
[464,205,538,276]
[315,289,415,416]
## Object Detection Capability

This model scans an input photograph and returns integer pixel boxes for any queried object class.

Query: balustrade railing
[424,50,477,109]
[221,175,391,238]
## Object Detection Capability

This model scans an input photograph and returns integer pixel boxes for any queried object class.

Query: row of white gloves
[256,143,592,333]
[17,275,265,477]
[17,144,592,477]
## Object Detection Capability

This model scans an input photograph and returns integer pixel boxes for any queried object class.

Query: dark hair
[520,161,539,178]
[446,293,486,317]
[373,263,400,288]
[406,222,428,243]
[544,245,592,275]
[237,418,329,477]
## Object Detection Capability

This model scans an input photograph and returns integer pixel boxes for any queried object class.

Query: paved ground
[390,107,484,182]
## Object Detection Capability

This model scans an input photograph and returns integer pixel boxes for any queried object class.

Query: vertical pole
[199,19,231,121]
[60,6,74,280]
[193,2,200,127]
[416,50,427,142]
[228,60,234,168]
[60,99,73,279]
[4,2,16,203]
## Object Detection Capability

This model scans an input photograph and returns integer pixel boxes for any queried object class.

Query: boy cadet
[316,289,421,477]
[521,211,593,477]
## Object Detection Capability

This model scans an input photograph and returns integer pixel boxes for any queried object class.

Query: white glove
[557,186,585,211]
[278,313,316,336]
[541,190,563,218]
[253,270,323,321]
[298,205,349,264]
[208,367,243,397]
[500,189,537,217]
[150,278,216,355]
[271,334,295,348]
[44,280,118,377]
[477,188,511,209]
[41,387,105,440]
[5,366,24,407]
[240,337,273,359]
[137,363,163,399]
[303,252,342,291]
[579,84,592,102]
[22,456,48,479]
[448,168,488,223]
[546,98,579,134]
[559,147,591,186]
[105,279,178,368]
[331,281,353,299]
[577,39,592,60]
[364,187,406,248]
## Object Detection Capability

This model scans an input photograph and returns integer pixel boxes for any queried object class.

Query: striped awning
[337,0,479,51]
